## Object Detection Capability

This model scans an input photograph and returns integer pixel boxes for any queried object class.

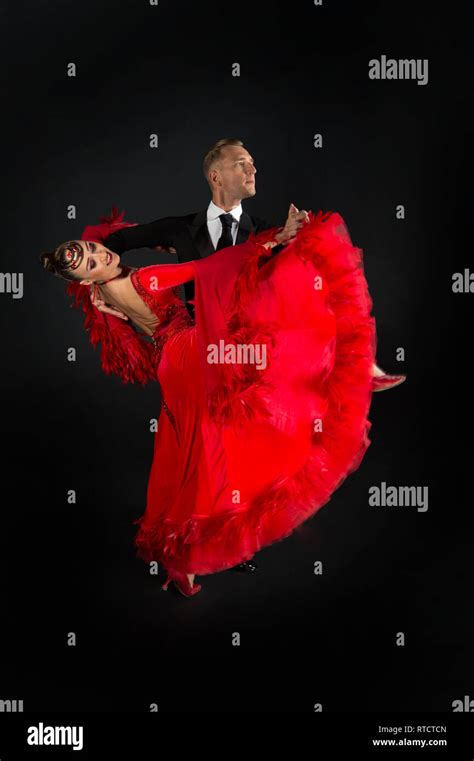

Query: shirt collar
[207,200,243,223]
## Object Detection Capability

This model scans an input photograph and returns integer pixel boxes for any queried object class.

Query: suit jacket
[103,209,279,317]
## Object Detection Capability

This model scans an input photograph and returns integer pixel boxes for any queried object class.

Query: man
[100,138,306,321]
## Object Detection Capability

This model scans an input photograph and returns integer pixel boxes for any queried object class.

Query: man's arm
[103,217,179,254]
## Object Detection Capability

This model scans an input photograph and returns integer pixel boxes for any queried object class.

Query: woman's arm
[135,261,195,292]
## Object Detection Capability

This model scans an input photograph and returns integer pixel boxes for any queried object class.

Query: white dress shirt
[207,200,243,249]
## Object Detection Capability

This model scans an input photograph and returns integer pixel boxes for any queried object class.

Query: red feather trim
[66,279,157,385]
[80,205,138,244]
[205,224,282,427]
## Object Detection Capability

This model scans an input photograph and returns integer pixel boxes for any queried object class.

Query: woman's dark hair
[39,241,82,281]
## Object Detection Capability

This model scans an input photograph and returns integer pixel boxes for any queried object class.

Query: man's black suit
[103,209,278,318]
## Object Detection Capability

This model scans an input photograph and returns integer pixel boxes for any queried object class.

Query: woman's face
[62,240,121,284]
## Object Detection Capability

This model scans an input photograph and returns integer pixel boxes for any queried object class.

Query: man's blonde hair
[203,138,244,184]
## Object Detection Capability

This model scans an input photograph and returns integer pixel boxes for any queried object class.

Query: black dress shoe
[234,560,258,572]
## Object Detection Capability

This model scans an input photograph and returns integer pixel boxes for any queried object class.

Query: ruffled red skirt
[133,210,376,575]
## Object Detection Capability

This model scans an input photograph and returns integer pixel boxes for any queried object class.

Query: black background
[0,0,472,712]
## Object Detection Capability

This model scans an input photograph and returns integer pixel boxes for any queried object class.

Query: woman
[40,208,382,597]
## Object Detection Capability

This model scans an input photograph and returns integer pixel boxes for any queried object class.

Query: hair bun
[39,251,57,274]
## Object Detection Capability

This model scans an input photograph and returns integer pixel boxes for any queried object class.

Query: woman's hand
[274,203,310,245]
[89,286,129,320]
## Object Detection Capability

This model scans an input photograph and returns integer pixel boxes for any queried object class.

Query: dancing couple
[40,138,405,596]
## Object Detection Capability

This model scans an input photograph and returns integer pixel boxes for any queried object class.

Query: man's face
[211,145,257,200]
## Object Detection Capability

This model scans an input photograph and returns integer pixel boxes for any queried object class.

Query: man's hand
[89,286,129,320]
[154,245,177,254]
[275,203,310,245]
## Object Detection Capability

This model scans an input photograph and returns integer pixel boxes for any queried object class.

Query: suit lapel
[236,211,255,245]
[187,210,214,260]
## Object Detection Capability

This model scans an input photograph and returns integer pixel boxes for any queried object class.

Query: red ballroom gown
[69,209,376,578]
